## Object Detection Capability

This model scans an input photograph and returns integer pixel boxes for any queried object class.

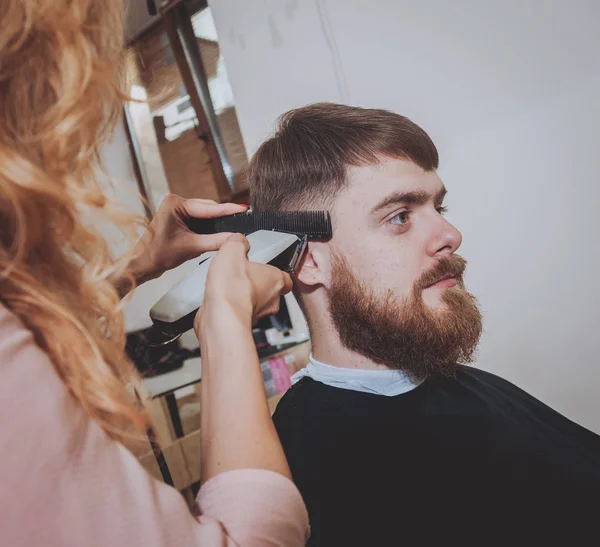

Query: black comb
[186,210,332,240]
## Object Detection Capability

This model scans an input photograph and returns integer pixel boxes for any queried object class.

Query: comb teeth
[187,210,332,240]
[250,211,332,239]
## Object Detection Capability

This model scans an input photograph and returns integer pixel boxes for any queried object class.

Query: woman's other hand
[193,233,296,483]
[195,234,293,334]
[130,195,247,285]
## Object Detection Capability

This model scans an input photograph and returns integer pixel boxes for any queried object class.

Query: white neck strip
[291,354,422,396]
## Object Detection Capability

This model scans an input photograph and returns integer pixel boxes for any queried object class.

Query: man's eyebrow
[435,186,448,203]
[371,186,448,214]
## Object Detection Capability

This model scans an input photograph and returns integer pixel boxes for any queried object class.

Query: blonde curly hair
[0,0,150,443]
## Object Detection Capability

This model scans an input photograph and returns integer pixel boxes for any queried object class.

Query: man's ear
[295,241,331,287]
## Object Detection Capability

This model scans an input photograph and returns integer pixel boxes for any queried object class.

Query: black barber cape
[273,366,600,546]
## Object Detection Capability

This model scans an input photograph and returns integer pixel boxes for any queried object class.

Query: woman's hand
[129,195,248,286]
[195,233,293,335]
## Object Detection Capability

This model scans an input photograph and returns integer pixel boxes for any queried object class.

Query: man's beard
[327,253,483,381]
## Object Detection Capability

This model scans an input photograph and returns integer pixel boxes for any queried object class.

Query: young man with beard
[249,103,600,546]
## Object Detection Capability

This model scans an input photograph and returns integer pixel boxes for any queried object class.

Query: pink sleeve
[0,305,309,547]
[198,469,309,546]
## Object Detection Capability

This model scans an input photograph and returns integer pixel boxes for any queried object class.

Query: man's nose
[426,216,462,258]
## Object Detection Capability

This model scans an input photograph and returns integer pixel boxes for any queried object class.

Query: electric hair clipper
[148,211,332,346]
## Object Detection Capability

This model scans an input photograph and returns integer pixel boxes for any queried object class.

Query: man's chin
[421,283,469,309]
[421,287,451,310]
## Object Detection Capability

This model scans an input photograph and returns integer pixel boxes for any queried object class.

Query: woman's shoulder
[0,301,36,362]
[0,301,55,373]
[0,299,21,327]
[0,299,75,426]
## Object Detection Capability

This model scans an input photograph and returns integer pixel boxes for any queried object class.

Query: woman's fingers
[205,234,251,297]
[252,270,293,322]
[246,263,293,318]
[183,199,248,219]
[194,232,244,253]
[204,235,294,324]
[281,271,294,294]
[218,233,251,255]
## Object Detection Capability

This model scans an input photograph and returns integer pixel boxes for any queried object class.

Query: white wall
[97,117,147,226]
[211,0,600,432]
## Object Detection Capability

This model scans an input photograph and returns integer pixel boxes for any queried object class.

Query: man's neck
[308,316,390,371]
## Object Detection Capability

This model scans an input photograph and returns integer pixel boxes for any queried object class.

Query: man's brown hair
[249,102,439,211]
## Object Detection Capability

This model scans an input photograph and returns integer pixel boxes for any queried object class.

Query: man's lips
[426,276,458,289]
[416,255,467,291]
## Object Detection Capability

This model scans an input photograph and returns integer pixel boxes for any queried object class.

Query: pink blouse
[0,304,309,546]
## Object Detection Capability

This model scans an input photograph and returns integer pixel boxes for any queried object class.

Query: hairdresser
[0,1,308,546]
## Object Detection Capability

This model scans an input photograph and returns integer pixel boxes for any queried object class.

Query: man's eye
[389,211,410,225]
[437,206,448,215]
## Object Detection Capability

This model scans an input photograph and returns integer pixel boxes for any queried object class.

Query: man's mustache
[416,255,467,291]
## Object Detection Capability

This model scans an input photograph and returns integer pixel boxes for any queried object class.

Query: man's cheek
[373,254,415,284]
